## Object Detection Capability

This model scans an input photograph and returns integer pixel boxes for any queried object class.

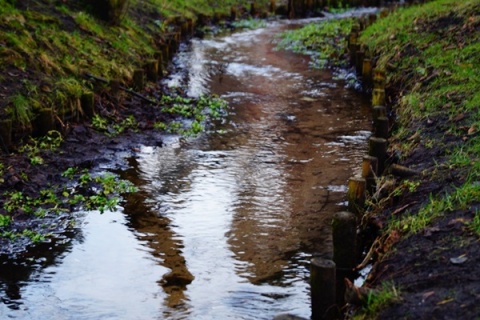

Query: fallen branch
[83,72,159,105]
[389,163,420,177]
[355,236,380,271]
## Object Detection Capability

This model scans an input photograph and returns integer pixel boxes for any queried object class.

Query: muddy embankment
[336,1,480,319]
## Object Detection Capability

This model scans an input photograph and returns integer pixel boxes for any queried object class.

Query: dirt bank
[350,1,480,319]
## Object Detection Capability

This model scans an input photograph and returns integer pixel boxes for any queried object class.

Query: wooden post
[368,137,388,175]
[81,92,95,118]
[250,2,257,16]
[160,43,169,65]
[332,211,357,305]
[355,49,365,75]
[347,176,366,216]
[372,88,386,107]
[350,43,360,68]
[133,69,144,91]
[373,69,386,89]
[110,79,121,99]
[154,51,164,77]
[33,108,54,137]
[311,258,337,320]
[348,32,358,51]
[146,59,159,82]
[230,6,237,20]
[362,155,378,193]
[362,58,372,84]
[372,105,387,122]
[374,116,389,139]
[270,0,276,13]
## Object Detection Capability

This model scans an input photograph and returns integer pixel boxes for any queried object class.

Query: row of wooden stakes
[309,4,421,319]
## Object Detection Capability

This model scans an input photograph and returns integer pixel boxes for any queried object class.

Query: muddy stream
[1,15,373,320]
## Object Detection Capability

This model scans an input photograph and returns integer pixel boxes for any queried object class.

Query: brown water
[1,15,373,320]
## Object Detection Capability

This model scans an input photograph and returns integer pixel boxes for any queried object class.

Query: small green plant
[9,94,32,128]
[471,211,480,237]
[92,114,138,136]
[19,130,63,165]
[0,214,12,228]
[358,282,400,318]
[232,18,267,30]
[62,167,78,179]
[92,114,109,131]
[276,17,354,69]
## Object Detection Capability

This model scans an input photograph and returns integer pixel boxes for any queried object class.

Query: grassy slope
[0,0,272,136]
[353,0,480,318]
[361,0,480,242]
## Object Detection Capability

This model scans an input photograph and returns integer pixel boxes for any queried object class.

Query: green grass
[0,0,269,131]
[357,0,480,236]
[276,17,355,68]
[353,282,400,320]
[360,0,480,125]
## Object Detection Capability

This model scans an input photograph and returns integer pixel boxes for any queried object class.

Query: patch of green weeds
[152,94,227,136]
[276,17,355,69]
[0,214,12,227]
[232,18,267,30]
[391,180,480,235]
[91,114,138,136]
[19,130,63,165]
[471,211,480,237]
[354,282,400,319]
[8,94,32,129]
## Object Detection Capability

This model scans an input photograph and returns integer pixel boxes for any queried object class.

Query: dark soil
[362,122,480,319]
[354,7,480,320]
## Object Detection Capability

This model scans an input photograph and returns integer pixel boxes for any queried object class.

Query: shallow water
[1,15,373,320]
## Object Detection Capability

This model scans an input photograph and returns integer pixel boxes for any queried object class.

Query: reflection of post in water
[120,158,194,310]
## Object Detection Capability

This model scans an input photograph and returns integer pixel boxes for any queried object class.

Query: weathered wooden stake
[362,155,378,193]
[372,105,387,122]
[372,88,386,107]
[350,43,360,67]
[362,58,372,84]
[230,6,237,20]
[355,50,365,75]
[133,69,144,91]
[347,176,366,216]
[270,0,276,12]
[348,32,358,50]
[374,116,389,139]
[146,59,159,82]
[311,258,337,320]
[332,211,357,305]
[250,2,257,16]
[154,51,164,76]
[373,68,386,89]
[368,137,388,175]
[110,79,121,99]
[160,44,169,65]
[81,92,95,118]
[34,108,54,137]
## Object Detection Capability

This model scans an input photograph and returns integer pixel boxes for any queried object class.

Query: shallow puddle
[1,14,373,319]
